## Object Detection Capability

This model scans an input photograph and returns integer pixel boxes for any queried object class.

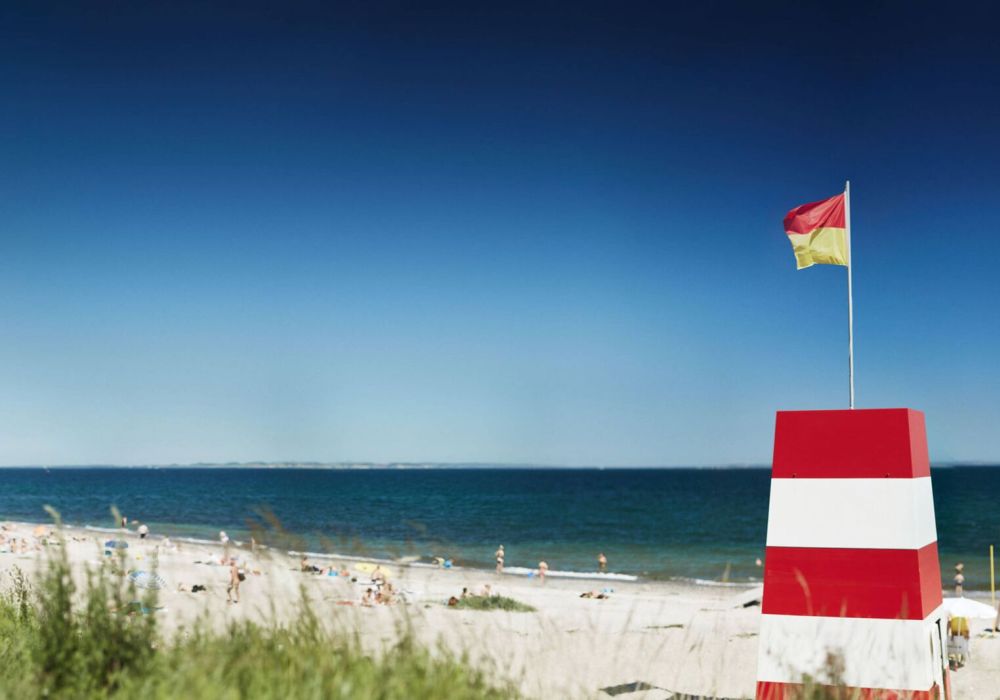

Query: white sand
[1,522,997,699]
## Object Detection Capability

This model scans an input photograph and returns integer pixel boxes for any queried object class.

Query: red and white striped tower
[756,408,950,700]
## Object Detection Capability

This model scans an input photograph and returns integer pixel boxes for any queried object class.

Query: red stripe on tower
[756,409,950,699]
[771,409,930,479]
[757,681,941,700]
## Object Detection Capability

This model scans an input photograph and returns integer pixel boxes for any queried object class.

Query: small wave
[286,550,403,566]
[282,552,640,582]
[669,576,758,588]
[173,536,227,547]
[501,566,638,582]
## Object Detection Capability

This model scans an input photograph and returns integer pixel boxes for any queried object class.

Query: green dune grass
[0,540,517,700]
[452,595,536,613]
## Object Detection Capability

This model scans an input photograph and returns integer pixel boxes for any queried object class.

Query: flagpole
[845,180,855,409]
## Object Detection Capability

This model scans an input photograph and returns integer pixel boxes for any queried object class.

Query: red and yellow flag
[783,192,848,269]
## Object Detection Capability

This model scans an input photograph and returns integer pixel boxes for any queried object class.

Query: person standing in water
[537,560,548,583]
[597,552,607,573]
[495,545,505,575]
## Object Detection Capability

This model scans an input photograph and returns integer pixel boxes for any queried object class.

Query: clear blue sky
[2,2,998,466]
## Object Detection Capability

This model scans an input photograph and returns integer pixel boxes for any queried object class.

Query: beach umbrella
[354,562,394,578]
[941,597,998,619]
[128,571,167,590]
[105,539,129,549]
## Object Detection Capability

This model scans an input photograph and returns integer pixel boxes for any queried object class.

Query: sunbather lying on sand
[300,556,322,573]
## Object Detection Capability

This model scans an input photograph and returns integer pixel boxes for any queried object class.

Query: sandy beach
[1,522,997,699]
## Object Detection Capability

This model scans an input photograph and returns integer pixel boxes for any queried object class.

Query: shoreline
[82,522,733,588]
[8,514,998,595]
[6,513,768,589]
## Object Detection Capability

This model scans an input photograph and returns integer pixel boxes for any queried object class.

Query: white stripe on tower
[758,610,946,691]
[766,477,937,550]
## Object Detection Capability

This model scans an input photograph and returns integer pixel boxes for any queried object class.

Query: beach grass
[452,595,536,613]
[0,536,518,700]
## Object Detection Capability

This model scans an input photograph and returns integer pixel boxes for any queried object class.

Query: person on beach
[137,523,149,540]
[361,588,374,606]
[597,552,607,573]
[538,561,548,583]
[300,556,322,574]
[226,558,241,604]
[954,563,965,596]
[495,545,505,575]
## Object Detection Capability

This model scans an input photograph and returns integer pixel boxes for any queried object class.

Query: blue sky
[1,2,998,465]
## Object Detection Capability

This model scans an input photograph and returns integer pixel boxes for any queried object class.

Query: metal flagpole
[990,544,995,607]
[845,180,855,409]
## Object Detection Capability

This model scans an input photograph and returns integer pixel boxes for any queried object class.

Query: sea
[1,466,998,590]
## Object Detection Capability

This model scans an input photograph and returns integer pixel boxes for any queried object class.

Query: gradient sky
[2,2,998,466]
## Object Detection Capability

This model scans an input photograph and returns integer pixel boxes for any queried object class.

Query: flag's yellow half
[787,226,848,269]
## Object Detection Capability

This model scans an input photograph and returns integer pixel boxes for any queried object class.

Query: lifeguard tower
[756,408,950,699]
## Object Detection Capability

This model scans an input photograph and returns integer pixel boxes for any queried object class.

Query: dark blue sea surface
[1,467,998,589]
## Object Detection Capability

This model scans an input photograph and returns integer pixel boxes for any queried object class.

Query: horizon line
[1,461,996,470]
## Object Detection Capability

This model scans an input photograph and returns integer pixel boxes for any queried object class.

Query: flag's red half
[783,193,845,234]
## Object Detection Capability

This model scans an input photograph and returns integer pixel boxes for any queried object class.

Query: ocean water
[1,467,998,589]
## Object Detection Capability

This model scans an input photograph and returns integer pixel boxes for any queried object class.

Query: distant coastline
[0,462,774,470]
[1,462,996,470]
